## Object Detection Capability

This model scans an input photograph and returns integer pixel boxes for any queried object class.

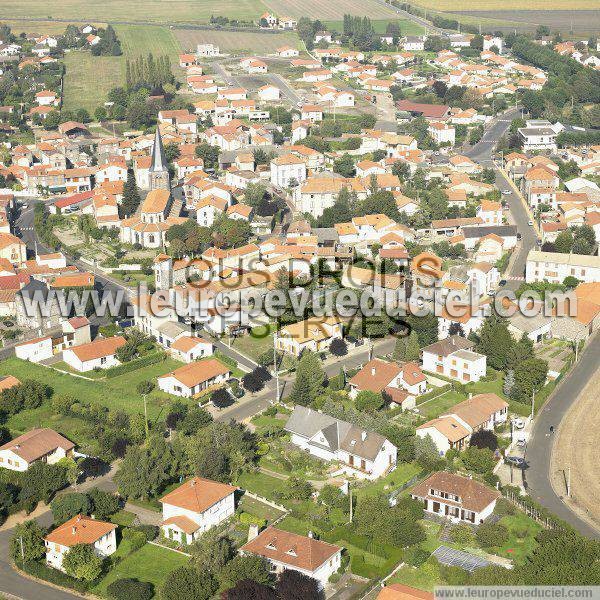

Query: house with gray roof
[284,406,397,480]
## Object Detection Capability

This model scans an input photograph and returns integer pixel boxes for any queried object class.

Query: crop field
[63,25,180,113]
[0,0,266,24]
[324,18,425,36]
[175,28,299,53]
[264,0,401,20]
[3,19,106,35]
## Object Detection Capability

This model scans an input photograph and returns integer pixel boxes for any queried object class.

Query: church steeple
[148,125,170,190]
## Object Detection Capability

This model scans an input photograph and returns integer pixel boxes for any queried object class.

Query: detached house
[421,335,487,383]
[285,405,397,480]
[0,428,75,472]
[157,358,231,398]
[276,316,343,357]
[45,515,117,571]
[241,527,342,588]
[348,358,425,409]
[410,471,500,524]
[160,477,237,545]
[62,336,126,372]
[416,393,508,454]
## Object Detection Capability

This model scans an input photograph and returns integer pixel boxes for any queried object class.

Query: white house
[157,358,231,398]
[169,335,214,363]
[62,336,126,372]
[483,35,503,53]
[275,317,342,357]
[44,515,117,571]
[410,471,500,523]
[477,200,502,226]
[421,336,487,383]
[416,393,508,455]
[526,249,600,284]
[241,526,342,588]
[285,406,397,480]
[258,85,281,101]
[197,43,220,57]
[270,154,307,188]
[14,335,53,363]
[518,120,560,152]
[428,122,455,146]
[0,428,75,472]
[160,477,237,545]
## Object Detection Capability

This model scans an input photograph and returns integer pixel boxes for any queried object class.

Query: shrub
[476,522,509,548]
[132,525,158,542]
[263,406,277,417]
[106,578,154,600]
[21,560,91,593]
[122,528,146,552]
[404,546,430,566]
[104,353,164,379]
[238,512,267,527]
[450,523,476,546]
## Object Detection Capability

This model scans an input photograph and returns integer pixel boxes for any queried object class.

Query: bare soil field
[413,0,597,10]
[175,28,299,53]
[263,0,401,20]
[550,369,600,531]
[453,9,600,33]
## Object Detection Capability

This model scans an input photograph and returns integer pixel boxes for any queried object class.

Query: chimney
[248,524,260,542]
[361,431,367,442]
[371,367,376,376]
[72,526,76,535]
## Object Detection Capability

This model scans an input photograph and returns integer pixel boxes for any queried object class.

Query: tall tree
[120,170,141,218]
[289,351,325,406]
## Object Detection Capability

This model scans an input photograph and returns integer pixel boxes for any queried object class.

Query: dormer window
[286,545,297,557]
[266,538,277,550]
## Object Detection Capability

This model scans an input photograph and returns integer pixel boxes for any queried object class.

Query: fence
[244,490,287,513]
[503,490,561,530]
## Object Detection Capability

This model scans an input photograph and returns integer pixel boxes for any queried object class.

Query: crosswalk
[505,275,525,281]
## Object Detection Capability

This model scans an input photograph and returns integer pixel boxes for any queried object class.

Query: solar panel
[433,545,491,571]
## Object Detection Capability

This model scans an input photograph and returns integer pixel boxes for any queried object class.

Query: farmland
[263,0,401,20]
[324,18,425,36]
[0,0,266,24]
[175,28,299,53]
[4,20,106,35]
[62,24,180,113]
[412,0,597,10]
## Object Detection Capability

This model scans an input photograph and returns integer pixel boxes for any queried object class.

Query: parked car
[499,279,507,287]
[512,418,525,429]
[505,455,526,468]
[501,189,511,195]
[516,438,527,448]
[528,220,533,226]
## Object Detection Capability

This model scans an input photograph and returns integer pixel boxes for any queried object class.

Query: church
[119,127,186,248]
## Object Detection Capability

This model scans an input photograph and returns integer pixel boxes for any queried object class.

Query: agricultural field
[0,0,266,24]
[62,24,181,113]
[324,18,425,36]
[412,0,596,10]
[263,0,401,20]
[4,19,106,35]
[175,28,299,54]
[62,51,124,113]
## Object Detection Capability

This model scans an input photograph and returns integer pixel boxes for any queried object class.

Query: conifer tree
[120,170,141,218]
[289,351,325,406]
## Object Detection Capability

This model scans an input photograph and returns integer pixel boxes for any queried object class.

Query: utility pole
[531,389,535,421]
[19,536,24,564]
[349,487,353,522]
[273,329,280,403]
[567,466,571,497]
[143,394,148,439]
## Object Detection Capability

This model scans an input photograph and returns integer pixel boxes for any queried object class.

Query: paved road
[214,336,396,422]
[524,333,600,539]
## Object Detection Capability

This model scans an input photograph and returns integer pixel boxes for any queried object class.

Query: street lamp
[273,327,280,403]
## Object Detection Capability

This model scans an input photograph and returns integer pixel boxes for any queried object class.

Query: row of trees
[125,53,174,90]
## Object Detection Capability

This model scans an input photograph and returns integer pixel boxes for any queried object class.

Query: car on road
[499,279,507,287]
[528,220,533,226]
[517,233,522,240]
[516,437,527,449]
[501,190,511,195]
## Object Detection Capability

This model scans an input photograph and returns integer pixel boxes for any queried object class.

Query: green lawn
[355,462,422,499]
[110,510,137,527]
[0,356,185,421]
[92,543,189,597]
[488,513,542,564]
[230,323,275,362]
[239,495,285,523]
[63,51,124,113]
[417,391,465,420]
[236,471,288,501]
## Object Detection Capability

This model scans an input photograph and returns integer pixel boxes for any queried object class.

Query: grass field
[92,543,189,597]
[175,28,299,54]
[63,24,180,113]
[0,356,184,421]
[264,0,400,20]
[5,20,106,35]
[324,19,425,36]
[0,0,266,24]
